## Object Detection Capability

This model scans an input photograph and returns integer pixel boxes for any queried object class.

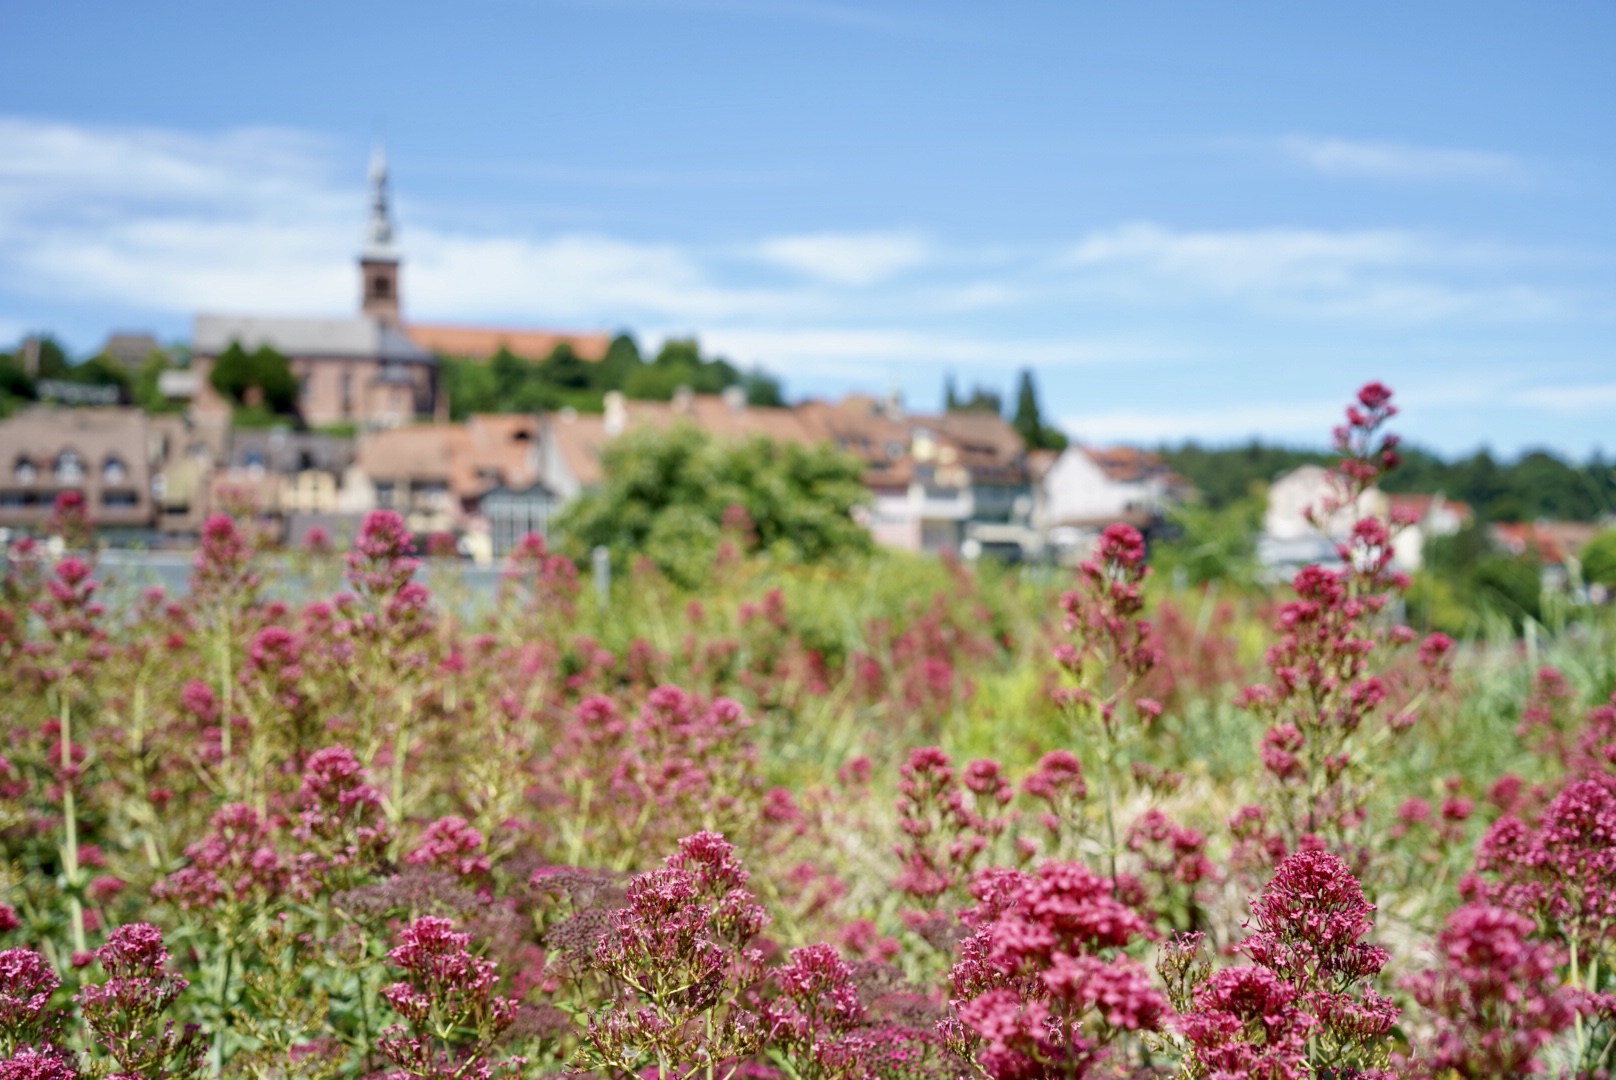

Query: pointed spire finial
[362,141,397,260]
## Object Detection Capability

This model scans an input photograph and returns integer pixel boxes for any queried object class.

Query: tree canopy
[555,424,872,587]
[209,342,298,418]
[1158,440,1616,523]
[439,333,784,420]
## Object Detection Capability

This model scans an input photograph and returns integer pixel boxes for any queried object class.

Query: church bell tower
[359,143,402,326]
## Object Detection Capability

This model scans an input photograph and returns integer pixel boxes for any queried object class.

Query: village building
[355,413,550,557]
[0,407,222,537]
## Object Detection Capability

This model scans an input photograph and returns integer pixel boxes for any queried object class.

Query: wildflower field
[3,385,1615,1080]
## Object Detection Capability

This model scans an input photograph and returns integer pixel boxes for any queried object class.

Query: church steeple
[359,142,402,325]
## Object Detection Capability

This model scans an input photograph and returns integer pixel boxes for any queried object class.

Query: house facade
[0,407,223,536]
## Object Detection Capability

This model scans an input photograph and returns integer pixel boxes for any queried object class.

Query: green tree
[555,424,871,586]
[0,351,37,417]
[945,373,960,411]
[741,369,785,407]
[209,343,298,416]
[133,352,186,414]
[1010,368,1069,451]
[537,343,593,390]
[1580,529,1616,588]
[598,332,645,388]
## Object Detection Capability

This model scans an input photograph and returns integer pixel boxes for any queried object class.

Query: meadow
[2,385,1613,1080]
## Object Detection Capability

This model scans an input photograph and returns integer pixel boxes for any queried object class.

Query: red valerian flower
[1400,903,1579,1079]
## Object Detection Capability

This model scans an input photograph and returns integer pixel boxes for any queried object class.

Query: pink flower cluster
[1173,850,1397,1079]
[893,747,1011,903]
[379,916,520,1080]
[948,860,1167,1079]
[1401,903,1581,1078]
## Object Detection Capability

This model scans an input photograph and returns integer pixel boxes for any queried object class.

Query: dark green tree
[556,424,871,587]
[945,373,960,411]
[209,343,298,415]
[741,369,785,407]
[598,333,644,388]
[537,343,593,390]
[1010,368,1069,451]
[1580,529,1616,588]
[133,352,186,414]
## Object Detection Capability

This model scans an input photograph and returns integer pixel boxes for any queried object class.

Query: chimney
[672,385,694,414]
[722,385,746,413]
[604,391,627,437]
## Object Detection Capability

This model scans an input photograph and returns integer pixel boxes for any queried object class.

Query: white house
[1259,465,1467,577]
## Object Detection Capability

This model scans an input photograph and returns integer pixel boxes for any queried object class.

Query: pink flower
[406,816,491,879]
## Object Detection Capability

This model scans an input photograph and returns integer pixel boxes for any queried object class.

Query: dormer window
[103,455,127,485]
[15,457,36,485]
[54,450,85,485]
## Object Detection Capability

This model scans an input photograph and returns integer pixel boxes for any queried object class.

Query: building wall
[193,352,434,428]
[1042,448,1136,525]
[0,408,156,528]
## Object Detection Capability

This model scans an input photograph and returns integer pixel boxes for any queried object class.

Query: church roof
[193,315,435,363]
[407,324,611,362]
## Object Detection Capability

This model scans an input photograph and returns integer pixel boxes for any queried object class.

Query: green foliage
[1468,556,1544,628]
[1011,368,1069,451]
[132,352,187,414]
[61,353,132,393]
[0,351,38,417]
[1159,442,1334,510]
[1581,529,1616,587]
[951,386,1003,414]
[209,342,298,415]
[1162,440,1616,522]
[1154,495,1264,586]
[438,333,776,418]
[32,336,72,380]
[555,424,872,586]
[740,368,785,407]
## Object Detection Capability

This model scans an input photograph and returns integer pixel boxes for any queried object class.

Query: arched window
[14,456,36,484]
[54,450,85,485]
[103,454,128,485]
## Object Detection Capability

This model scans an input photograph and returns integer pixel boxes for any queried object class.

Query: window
[375,482,396,508]
[102,491,138,509]
[54,450,85,485]
[102,455,127,485]
[14,457,36,484]
[371,274,391,299]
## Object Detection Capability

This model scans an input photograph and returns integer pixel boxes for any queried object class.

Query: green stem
[58,688,86,955]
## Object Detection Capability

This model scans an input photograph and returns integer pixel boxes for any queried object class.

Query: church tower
[359,143,402,326]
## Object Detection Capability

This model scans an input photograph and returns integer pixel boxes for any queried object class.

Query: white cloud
[756,231,930,286]
[1063,222,1559,321]
[682,325,1173,377]
[1276,136,1527,183]
[1520,383,1616,414]
[0,113,1587,393]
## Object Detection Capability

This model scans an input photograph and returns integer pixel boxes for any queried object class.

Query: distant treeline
[0,337,179,417]
[441,335,782,419]
[1161,441,1616,523]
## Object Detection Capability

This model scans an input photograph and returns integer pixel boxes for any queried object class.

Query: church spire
[362,142,398,261]
[359,142,402,325]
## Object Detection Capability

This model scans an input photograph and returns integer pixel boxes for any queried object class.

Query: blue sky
[2,1,1613,456]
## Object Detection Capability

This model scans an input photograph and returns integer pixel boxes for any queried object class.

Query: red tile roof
[406,324,611,363]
